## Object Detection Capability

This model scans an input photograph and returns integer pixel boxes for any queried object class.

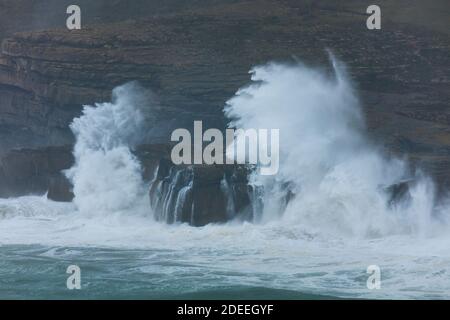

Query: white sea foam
[65,82,151,217]
[225,56,448,238]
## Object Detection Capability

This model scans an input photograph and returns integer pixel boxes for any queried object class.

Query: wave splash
[65,82,152,217]
[8,57,446,240]
[225,57,448,238]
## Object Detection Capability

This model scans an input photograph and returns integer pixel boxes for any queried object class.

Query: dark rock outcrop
[384,179,415,208]
[0,141,253,226]
[0,145,73,198]
[47,175,74,202]
[149,160,252,226]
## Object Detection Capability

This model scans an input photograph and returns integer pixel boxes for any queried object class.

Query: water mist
[65,83,152,217]
[225,57,444,238]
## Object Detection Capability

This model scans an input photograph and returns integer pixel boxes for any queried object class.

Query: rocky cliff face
[149,159,252,226]
[0,1,449,220]
[0,145,73,198]
[0,142,252,227]
[1,1,448,152]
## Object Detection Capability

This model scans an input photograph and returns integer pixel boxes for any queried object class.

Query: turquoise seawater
[0,196,449,300]
[0,245,337,300]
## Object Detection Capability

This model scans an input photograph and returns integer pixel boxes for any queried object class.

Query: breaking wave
[224,56,449,237]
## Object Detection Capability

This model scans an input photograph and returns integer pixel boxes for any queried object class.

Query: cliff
[0,0,449,201]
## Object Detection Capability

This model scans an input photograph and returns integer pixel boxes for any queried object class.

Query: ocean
[0,196,449,299]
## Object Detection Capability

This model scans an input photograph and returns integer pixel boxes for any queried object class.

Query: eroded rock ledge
[0,145,73,198]
[1,2,449,155]
[0,144,252,226]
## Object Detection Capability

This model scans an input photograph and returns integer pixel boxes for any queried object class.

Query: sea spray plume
[225,57,445,237]
[65,82,153,216]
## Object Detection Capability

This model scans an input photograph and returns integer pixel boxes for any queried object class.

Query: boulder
[149,159,252,226]
[47,174,74,202]
[0,145,73,198]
